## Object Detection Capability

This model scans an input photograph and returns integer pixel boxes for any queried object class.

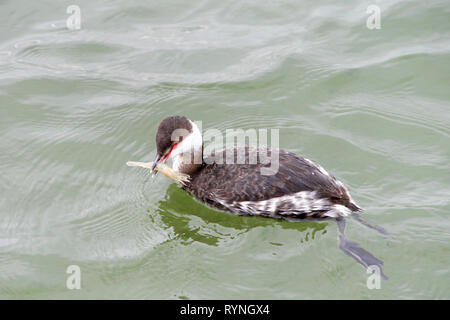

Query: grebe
[128,115,388,278]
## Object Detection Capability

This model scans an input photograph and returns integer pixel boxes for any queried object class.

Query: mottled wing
[188,147,351,209]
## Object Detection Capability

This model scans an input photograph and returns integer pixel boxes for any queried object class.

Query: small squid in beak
[151,142,177,173]
[127,142,189,186]
[151,154,162,175]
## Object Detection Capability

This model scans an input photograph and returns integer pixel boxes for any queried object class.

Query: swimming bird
[128,115,388,278]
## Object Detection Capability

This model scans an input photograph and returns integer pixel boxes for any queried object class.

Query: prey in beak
[151,154,161,174]
[127,160,190,186]
[127,142,189,185]
[128,116,194,185]
[151,142,178,174]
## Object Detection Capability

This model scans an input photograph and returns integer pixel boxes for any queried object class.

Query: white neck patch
[171,120,203,170]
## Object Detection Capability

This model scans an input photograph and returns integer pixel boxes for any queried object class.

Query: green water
[1,0,449,299]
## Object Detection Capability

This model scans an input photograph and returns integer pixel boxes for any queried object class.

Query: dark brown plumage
[183,147,360,219]
[155,116,192,157]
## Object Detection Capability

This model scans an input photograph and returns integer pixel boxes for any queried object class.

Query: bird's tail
[347,200,362,212]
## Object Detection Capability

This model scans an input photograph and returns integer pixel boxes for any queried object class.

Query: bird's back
[184,146,360,219]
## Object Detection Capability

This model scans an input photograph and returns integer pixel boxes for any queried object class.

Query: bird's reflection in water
[155,185,328,246]
[153,184,387,279]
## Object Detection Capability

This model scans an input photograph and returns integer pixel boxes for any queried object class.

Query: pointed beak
[152,143,177,174]
[151,154,162,173]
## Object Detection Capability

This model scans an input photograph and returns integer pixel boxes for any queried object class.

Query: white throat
[171,120,203,173]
